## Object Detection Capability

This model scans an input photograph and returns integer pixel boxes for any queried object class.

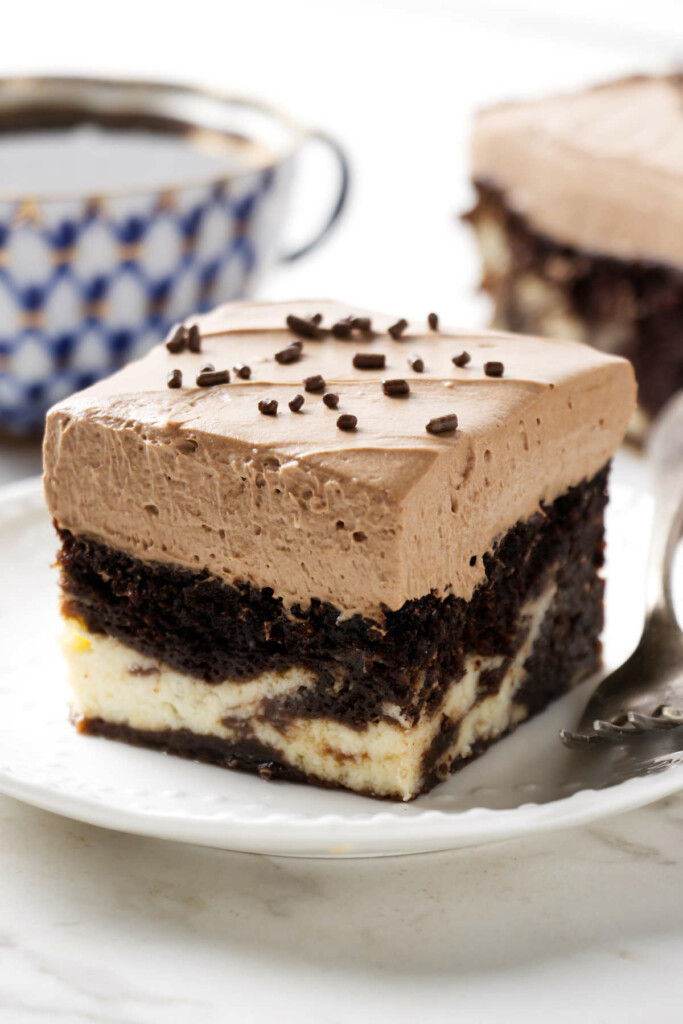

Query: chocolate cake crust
[467,180,683,417]
[59,466,608,731]
[75,715,521,799]
[76,716,476,800]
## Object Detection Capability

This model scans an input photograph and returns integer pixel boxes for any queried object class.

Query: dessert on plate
[43,300,635,800]
[465,74,683,426]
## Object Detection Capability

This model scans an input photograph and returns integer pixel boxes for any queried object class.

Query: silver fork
[561,391,683,749]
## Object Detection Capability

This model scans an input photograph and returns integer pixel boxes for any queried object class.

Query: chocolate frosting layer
[472,75,683,267]
[43,299,635,617]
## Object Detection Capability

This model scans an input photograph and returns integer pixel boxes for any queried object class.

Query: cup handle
[279,129,350,263]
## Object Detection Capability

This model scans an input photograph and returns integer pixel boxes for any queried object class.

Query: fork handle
[645,393,683,628]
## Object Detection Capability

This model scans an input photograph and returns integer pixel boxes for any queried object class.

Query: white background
[2,2,683,1021]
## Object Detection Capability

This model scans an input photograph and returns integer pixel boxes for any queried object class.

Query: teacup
[0,76,349,433]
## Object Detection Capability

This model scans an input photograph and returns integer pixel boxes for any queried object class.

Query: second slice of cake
[44,300,635,800]
[466,74,683,425]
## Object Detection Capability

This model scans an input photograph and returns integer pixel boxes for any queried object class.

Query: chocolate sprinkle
[196,369,230,387]
[388,318,408,340]
[311,313,323,325]
[452,351,471,367]
[331,321,352,339]
[289,394,305,412]
[165,325,187,353]
[286,314,324,339]
[353,352,385,369]
[258,399,278,416]
[234,363,251,380]
[426,414,458,435]
[351,316,372,332]
[408,354,424,372]
[304,374,326,393]
[382,378,410,396]
[275,345,301,364]
[484,361,504,377]
[337,413,357,431]
[428,312,439,331]
[187,324,201,353]
[166,369,182,389]
[200,362,215,373]
[323,392,340,409]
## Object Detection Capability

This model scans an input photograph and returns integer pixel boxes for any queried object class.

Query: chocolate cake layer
[59,466,607,731]
[74,546,599,798]
[466,181,682,417]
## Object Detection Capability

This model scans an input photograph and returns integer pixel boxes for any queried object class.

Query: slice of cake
[465,74,683,425]
[43,300,635,800]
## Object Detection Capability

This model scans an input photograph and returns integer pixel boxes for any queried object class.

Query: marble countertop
[2,792,683,1023]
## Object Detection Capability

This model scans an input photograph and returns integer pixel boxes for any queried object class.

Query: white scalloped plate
[2,452,682,857]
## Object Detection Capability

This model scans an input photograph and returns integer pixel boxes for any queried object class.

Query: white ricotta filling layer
[63,585,555,800]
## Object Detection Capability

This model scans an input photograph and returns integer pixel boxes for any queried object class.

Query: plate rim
[3,756,683,858]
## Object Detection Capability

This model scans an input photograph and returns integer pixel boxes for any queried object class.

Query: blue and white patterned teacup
[0,76,349,433]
